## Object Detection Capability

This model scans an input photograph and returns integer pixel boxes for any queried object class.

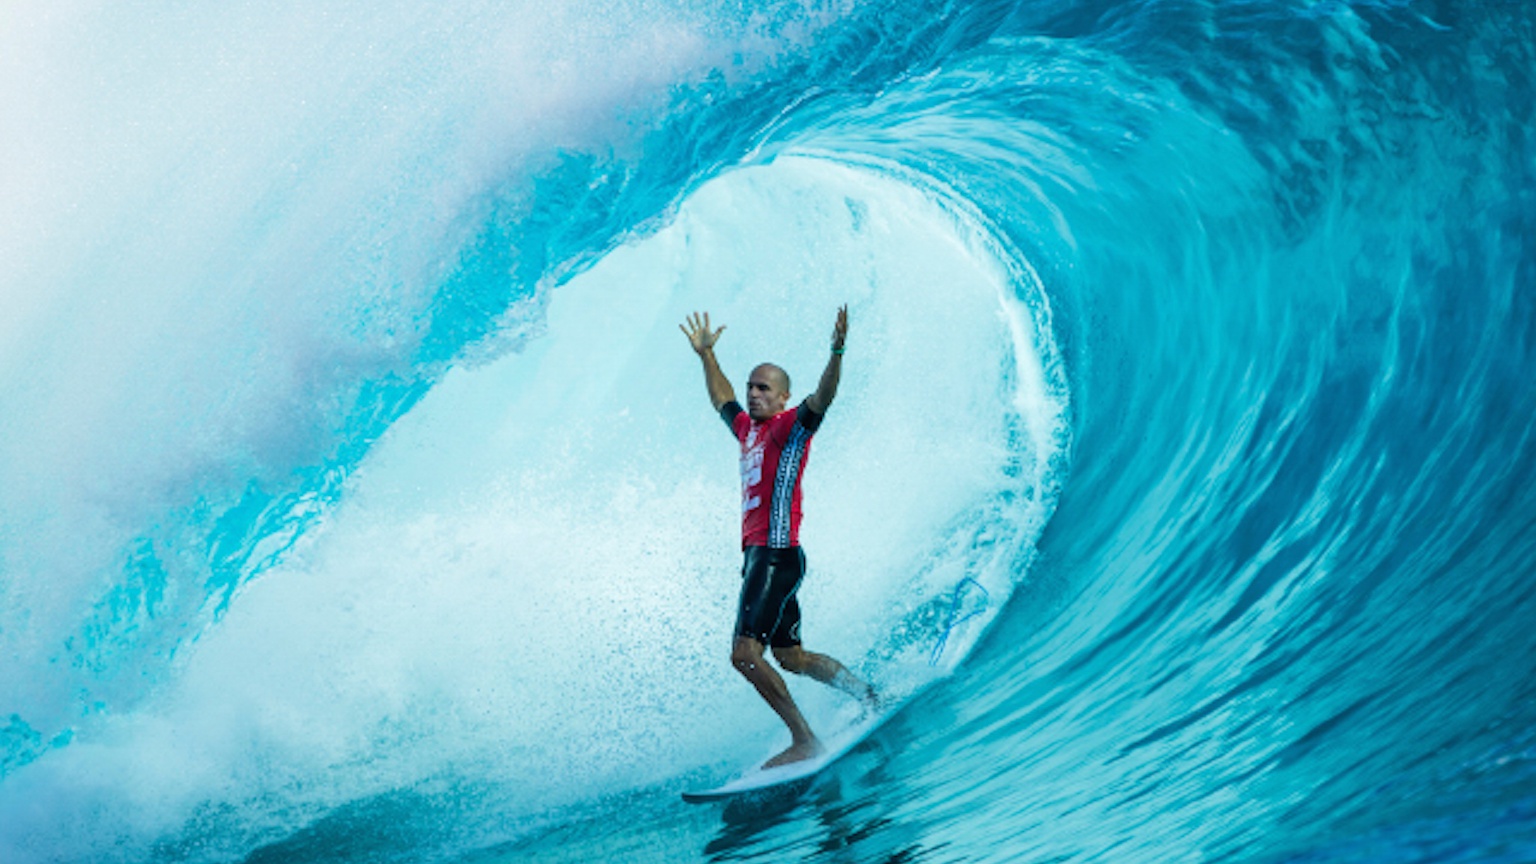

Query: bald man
[681,306,877,768]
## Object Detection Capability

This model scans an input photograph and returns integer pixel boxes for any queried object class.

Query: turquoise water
[2,0,1533,861]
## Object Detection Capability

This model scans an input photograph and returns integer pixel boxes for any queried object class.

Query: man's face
[746,365,789,421]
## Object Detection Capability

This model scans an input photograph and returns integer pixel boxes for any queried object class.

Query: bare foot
[763,739,824,769]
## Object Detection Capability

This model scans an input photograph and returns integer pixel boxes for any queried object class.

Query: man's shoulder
[755,403,822,440]
[788,400,824,433]
[769,406,806,431]
[721,400,749,437]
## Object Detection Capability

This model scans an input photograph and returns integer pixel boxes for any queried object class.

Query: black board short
[735,546,805,649]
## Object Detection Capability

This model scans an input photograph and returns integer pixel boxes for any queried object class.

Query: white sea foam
[0,153,1064,859]
[0,0,768,767]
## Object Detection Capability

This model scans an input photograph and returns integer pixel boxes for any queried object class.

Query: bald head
[746,363,791,421]
[753,363,790,393]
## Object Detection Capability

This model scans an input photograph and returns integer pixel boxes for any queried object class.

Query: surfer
[681,307,879,768]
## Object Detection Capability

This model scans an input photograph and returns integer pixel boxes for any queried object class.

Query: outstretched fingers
[681,311,725,352]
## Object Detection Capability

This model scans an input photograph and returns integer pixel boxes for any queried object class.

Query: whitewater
[2,0,1533,862]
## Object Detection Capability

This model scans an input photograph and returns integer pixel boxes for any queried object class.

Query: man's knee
[773,645,808,674]
[732,638,765,674]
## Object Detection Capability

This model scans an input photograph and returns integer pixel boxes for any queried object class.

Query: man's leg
[731,636,824,767]
[773,645,880,710]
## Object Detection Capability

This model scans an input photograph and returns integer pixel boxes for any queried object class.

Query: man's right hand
[681,311,726,355]
[683,311,736,411]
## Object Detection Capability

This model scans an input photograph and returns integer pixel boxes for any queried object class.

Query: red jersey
[721,400,824,549]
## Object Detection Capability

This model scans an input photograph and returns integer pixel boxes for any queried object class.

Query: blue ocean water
[2,0,1533,861]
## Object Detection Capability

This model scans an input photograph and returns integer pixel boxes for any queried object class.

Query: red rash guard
[720,400,824,549]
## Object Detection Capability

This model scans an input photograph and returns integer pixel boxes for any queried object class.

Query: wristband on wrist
[832,346,845,355]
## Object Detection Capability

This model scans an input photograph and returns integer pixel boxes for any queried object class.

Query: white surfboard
[681,707,894,803]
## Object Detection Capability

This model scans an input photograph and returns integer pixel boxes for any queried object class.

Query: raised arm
[681,311,735,411]
[803,305,847,415]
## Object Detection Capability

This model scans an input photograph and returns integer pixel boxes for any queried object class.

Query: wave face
[2,0,1533,861]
